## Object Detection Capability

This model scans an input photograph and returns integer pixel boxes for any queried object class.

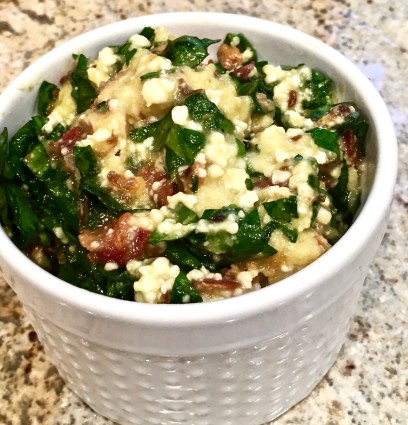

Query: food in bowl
[0,26,368,304]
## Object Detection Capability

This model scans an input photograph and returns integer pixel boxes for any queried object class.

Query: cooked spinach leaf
[5,184,42,246]
[0,128,9,179]
[140,26,155,42]
[302,70,332,110]
[231,208,277,260]
[129,113,173,149]
[38,81,58,116]
[185,93,234,133]
[329,160,349,216]
[166,36,219,67]
[140,71,161,80]
[263,196,298,222]
[263,196,299,243]
[173,202,199,225]
[6,116,45,180]
[164,240,203,272]
[73,145,127,212]
[166,126,206,165]
[309,127,340,157]
[24,143,50,178]
[263,220,298,243]
[165,148,185,181]
[71,54,97,114]
[170,271,203,304]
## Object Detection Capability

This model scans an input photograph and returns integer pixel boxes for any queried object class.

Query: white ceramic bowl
[0,12,397,425]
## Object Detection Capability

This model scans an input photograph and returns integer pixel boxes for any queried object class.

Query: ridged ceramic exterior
[6,265,362,425]
[0,13,397,425]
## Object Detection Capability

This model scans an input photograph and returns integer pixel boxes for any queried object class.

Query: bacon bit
[288,90,298,109]
[141,166,177,207]
[194,277,240,292]
[79,212,151,267]
[340,129,361,166]
[291,134,303,142]
[253,179,273,189]
[318,172,336,189]
[335,104,352,116]
[217,44,243,71]
[60,126,90,151]
[158,292,170,304]
[222,265,240,280]
[59,73,71,85]
[107,171,139,191]
[234,62,255,80]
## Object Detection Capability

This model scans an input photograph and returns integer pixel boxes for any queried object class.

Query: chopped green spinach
[71,54,98,114]
[166,36,219,67]
[170,271,203,303]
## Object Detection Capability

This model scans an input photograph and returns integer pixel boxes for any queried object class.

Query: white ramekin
[0,12,397,425]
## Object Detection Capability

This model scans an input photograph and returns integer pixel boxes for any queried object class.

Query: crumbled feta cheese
[231,36,240,47]
[316,207,332,225]
[154,27,174,43]
[272,170,291,185]
[236,270,258,289]
[195,215,239,235]
[105,262,119,271]
[289,159,317,231]
[238,190,259,210]
[87,47,118,87]
[129,34,151,49]
[208,164,225,178]
[53,227,69,244]
[167,192,198,210]
[133,257,180,303]
[263,65,286,84]
[171,105,189,125]
[142,77,176,106]
[242,48,254,62]
[92,128,112,142]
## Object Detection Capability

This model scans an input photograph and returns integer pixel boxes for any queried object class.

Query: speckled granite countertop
[0,1,407,424]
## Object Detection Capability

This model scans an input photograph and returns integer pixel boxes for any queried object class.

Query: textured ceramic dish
[0,12,397,425]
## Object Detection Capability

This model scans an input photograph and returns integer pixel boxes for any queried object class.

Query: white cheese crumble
[133,257,180,303]
[142,77,176,107]
[53,227,69,244]
[171,105,189,125]
[129,34,151,49]
[236,270,259,289]
[167,192,198,210]
[87,47,118,87]
[289,159,317,232]
[105,262,119,271]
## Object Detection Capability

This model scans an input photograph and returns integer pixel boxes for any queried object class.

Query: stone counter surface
[0,1,407,424]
